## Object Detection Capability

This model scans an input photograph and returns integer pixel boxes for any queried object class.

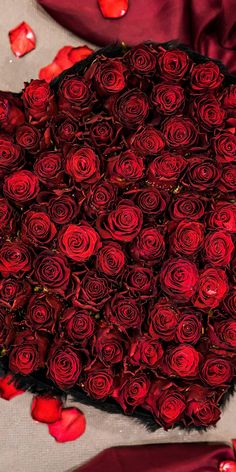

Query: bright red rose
[0,241,31,277]
[3,170,40,205]
[170,193,205,221]
[60,308,95,345]
[34,151,64,187]
[112,89,149,129]
[113,373,150,414]
[25,293,62,333]
[176,313,202,344]
[106,150,144,186]
[21,211,57,247]
[163,344,200,378]
[9,330,48,375]
[58,76,93,117]
[147,152,186,190]
[48,194,78,225]
[0,277,31,311]
[157,48,190,81]
[204,230,234,266]
[208,201,236,233]
[163,116,198,149]
[47,341,82,390]
[213,132,236,164]
[93,58,126,95]
[34,251,71,294]
[151,83,185,114]
[193,267,228,310]
[22,79,55,124]
[201,356,234,386]
[148,298,180,341]
[160,258,199,301]
[129,126,165,155]
[96,242,126,277]
[93,327,124,366]
[190,62,223,92]
[171,220,204,256]
[58,223,101,263]
[186,400,221,426]
[97,200,143,242]
[124,44,157,76]
[105,294,144,329]
[84,363,114,400]
[131,227,165,265]
[65,145,100,184]
[145,385,186,427]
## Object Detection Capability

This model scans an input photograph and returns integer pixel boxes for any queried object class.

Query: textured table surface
[0,1,235,471]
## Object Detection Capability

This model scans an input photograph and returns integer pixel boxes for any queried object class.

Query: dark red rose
[21,211,57,247]
[75,271,111,312]
[187,400,221,426]
[22,79,55,124]
[9,330,48,375]
[193,267,228,310]
[51,115,78,145]
[16,124,41,153]
[112,89,149,129]
[209,319,236,350]
[85,181,116,216]
[151,83,185,114]
[125,266,156,298]
[113,373,150,414]
[34,251,71,294]
[34,151,64,187]
[25,293,62,333]
[60,308,95,345]
[94,327,124,365]
[0,198,14,234]
[129,336,163,368]
[170,193,205,221]
[222,84,236,109]
[157,389,186,427]
[190,62,223,92]
[58,76,93,117]
[105,294,144,329]
[163,116,198,149]
[222,289,236,317]
[84,362,114,399]
[213,132,236,164]
[0,92,24,133]
[201,356,234,386]
[124,44,157,76]
[129,126,165,155]
[183,157,220,191]
[171,220,204,256]
[48,194,78,225]
[204,230,234,267]
[148,298,180,341]
[157,48,190,81]
[0,308,15,347]
[65,145,100,184]
[131,227,165,265]
[0,137,23,177]
[147,152,186,189]
[218,164,236,193]
[107,150,144,186]
[0,277,31,311]
[194,96,225,130]
[3,170,40,205]
[47,341,82,390]
[96,242,126,277]
[160,258,199,301]
[97,200,143,242]
[93,59,126,95]
[134,187,166,216]
[176,313,202,344]
[58,223,101,263]
[0,241,31,277]
[89,118,120,149]
[208,201,236,233]
[163,344,200,378]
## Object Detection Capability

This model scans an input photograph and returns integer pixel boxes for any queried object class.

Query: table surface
[0,1,235,471]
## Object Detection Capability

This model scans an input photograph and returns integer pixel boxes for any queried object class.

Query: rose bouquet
[0,42,235,431]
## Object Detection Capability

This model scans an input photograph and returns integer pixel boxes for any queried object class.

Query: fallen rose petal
[68,46,94,64]
[219,462,236,472]
[48,407,86,442]
[39,62,62,83]
[9,22,36,58]
[98,0,129,18]
[54,46,74,69]
[0,373,24,400]
[31,396,62,423]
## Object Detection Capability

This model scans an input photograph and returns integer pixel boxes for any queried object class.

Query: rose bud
[148,298,180,341]
[124,44,157,76]
[161,258,199,302]
[112,89,149,129]
[134,187,166,216]
[131,227,165,266]
[169,193,205,221]
[204,230,234,267]
[156,388,186,428]
[113,373,150,414]
[0,277,31,311]
[89,118,120,149]
[47,341,82,390]
[163,344,200,378]
[209,320,236,350]
[194,96,225,130]
[58,223,101,263]
[3,170,40,205]
[218,164,236,193]
[147,152,186,190]
[85,181,116,217]
[129,336,163,368]
[151,83,185,114]
[222,84,236,109]
[106,150,144,187]
[25,293,62,333]
[97,200,143,242]
[22,79,55,125]
[208,201,236,233]
[190,62,223,92]
[176,313,202,344]
[21,210,57,247]
[9,330,48,375]
[222,289,236,317]
[34,151,65,188]
[93,58,126,95]
[201,356,234,386]
[129,126,165,155]
[34,251,71,295]
[171,220,205,257]
[183,157,220,191]
[96,242,126,277]
[157,48,190,81]
[51,114,78,145]
[93,327,124,366]
[213,132,236,164]
[163,116,199,149]
[0,308,15,348]
[84,362,114,399]
[0,241,31,277]
[125,265,156,298]
[193,267,228,310]
[0,198,15,234]
[16,124,41,153]
[0,136,24,177]
[48,194,78,225]
[65,145,100,184]
[75,271,111,312]
[186,400,221,426]
[58,76,93,117]
[0,92,24,133]
[105,293,144,330]
[60,308,95,345]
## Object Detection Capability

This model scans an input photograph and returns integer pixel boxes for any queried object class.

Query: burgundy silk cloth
[75,443,235,472]
[37,0,236,74]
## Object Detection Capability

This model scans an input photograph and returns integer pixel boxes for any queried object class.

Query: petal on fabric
[54,46,74,69]
[68,46,94,64]
[98,0,129,18]
[9,21,36,57]
[0,373,24,400]
[48,407,86,442]
[39,62,62,82]
[31,396,62,423]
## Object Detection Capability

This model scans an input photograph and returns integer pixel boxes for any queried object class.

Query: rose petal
[48,407,86,442]
[31,396,62,423]
[68,46,94,64]
[98,0,129,18]
[54,46,74,69]
[233,439,236,455]
[9,22,36,58]
[219,462,236,472]
[0,373,24,400]
[39,62,63,83]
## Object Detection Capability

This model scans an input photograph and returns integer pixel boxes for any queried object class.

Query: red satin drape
[37,0,236,74]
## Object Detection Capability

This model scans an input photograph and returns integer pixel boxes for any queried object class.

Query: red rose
[112,89,149,129]
[107,150,144,186]
[201,356,234,386]
[129,126,165,155]
[0,198,14,234]
[194,96,225,130]
[170,193,205,221]
[34,151,64,187]
[47,341,82,390]
[34,251,71,294]
[131,227,165,265]
[210,319,236,350]
[151,83,185,114]
[163,344,200,378]
[86,181,116,216]
[65,145,100,184]
[105,294,144,329]
[0,241,31,277]
[52,114,78,145]
[186,400,221,426]
[21,211,57,247]
[125,266,156,298]
[176,313,202,344]
[25,293,61,333]
[208,201,236,233]
[171,220,204,256]
[204,230,234,267]
[16,124,41,153]
[90,118,120,149]
[163,116,198,149]
[222,84,236,109]
[3,170,40,205]
[22,79,55,124]
[219,164,236,193]
[124,44,157,76]
[0,92,24,133]
[84,362,114,399]
[60,308,95,345]
[0,137,23,177]
[113,373,150,413]
[145,384,186,427]
[75,271,111,312]
[157,48,190,81]
[213,132,236,164]
[0,308,15,347]
[135,187,166,215]
[129,336,163,368]
[190,62,223,92]
[94,327,124,365]
[183,157,220,190]
[58,76,93,117]
[0,277,31,311]
[97,200,143,242]
[9,330,48,375]
[148,298,180,341]
[48,194,78,225]
[58,223,101,263]
[160,258,199,301]
[147,152,186,189]
[193,267,228,310]
[222,289,236,317]
[96,242,126,277]
[93,59,126,95]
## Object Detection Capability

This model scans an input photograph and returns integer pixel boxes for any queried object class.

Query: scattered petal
[219,462,236,472]
[233,439,236,455]
[9,22,36,58]
[68,46,94,64]
[98,0,128,18]
[31,396,62,423]
[0,373,24,400]
[48,407,86,442]
[54,46,74,69]
[39,62,62,83]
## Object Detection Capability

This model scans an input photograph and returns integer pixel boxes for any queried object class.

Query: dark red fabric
[37,0,236,74]
[75,443,234,472]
